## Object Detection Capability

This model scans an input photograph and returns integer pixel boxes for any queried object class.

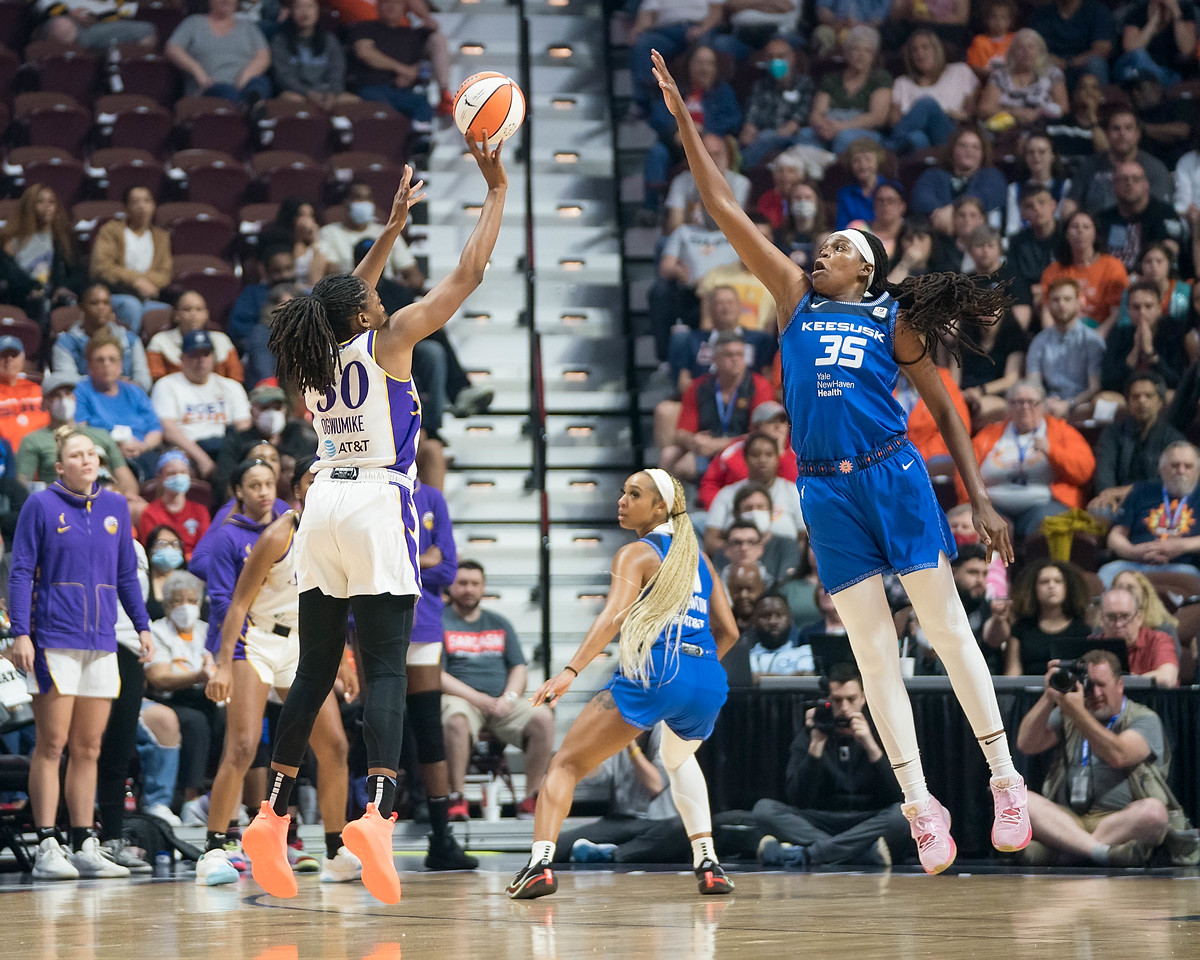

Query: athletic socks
[978,730,1018,780]
[70,826,95,852]
[690,836,718,870]
[529,840,555,865]
[891,756,931,807]
[36,826,59,844]
[366,775,397,818]
[428,795,450,842]
[287,818,299,844]
[268,770,297,818]
[325,832,343,860]
[206,831,230,853]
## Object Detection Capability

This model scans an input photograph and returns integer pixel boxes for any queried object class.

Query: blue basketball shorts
[604,642,729,741]
[798,440,957,594]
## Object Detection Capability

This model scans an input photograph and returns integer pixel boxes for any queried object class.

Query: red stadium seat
[174,96,249,158]
[250,150,327,204]
[50,304,80,336]
[0,1,27,50]
[23,42,99,105]
[91,147,166,201]
[0,198,21,231]
[134,0,185,43]
[13,93,91,154]
[15,152,86,205]
[114,53,178,106]
[70,200,124,250]
[170,149,250,214]
[0,44,18,103]
[327,151,403,211]
[166,208,236,257]
[0,306,40,359]
[331,100,411,160]
[95,94,173,156]
[256,98,333,159]
[140,306,173,344]
[171,267,241,329]
[155,200,222,227]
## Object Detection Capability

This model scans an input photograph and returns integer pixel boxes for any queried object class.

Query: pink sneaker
[902,796,957,875]
[990,775,1032,853]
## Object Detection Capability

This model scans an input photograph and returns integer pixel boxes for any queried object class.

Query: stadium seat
[0,306,40,359]
[114,52,177,106]
[139,306,173,344]
[327,151,403,211]
[256,98,333,159]
[22,41,99,105]
[13,92,90,154]
[171,256,241,327]
[250,150,327,204]
[0,44,18,103]
[169,149,250,214]
[71,199,124,250]
[0,1,26,50]
[174,96,249,157]
[134,0,185,42]
[0,198,19,230]
[331,100,411,159]
[155,200,222,226]
[90,147,166,201]
[50,304,80,337]
[95,94,173,155]
[8,149,86,204]
[163,207,236,257]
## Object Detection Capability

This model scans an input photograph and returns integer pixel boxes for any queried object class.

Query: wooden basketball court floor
[3,854,1199,960]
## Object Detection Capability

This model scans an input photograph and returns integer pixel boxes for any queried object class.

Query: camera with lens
[1049,659,1091,694]
[809,699,852,734]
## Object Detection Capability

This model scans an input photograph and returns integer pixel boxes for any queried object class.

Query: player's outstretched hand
[650,49,686,121]
[531,670,573,707]
[467,131,508,191]
[385,165,426,234]
[974,499,1014,565]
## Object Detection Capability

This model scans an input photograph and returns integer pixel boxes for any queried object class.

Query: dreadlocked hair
[861,231,1011,364]
[618,471,701,686]
[268,273,370,395]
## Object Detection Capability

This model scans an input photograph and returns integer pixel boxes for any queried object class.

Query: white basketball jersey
[248,515,299,632]
[307,330,422,477]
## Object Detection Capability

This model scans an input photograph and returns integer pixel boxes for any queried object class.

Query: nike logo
[902,461,914,471]
[811,298,825,308]
[57,525,70,533]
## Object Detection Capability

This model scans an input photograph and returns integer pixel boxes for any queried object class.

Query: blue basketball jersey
[639,532,714,651]
[779,290,908,460]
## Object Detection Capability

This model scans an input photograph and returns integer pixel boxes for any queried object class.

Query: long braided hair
[859,231,1011,363]
[619,472,700,685]
[268,274,371,395]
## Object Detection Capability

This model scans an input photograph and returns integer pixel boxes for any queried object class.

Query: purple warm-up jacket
[412,481,457,645]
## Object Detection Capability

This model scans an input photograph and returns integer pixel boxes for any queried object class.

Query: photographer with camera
[1015,649,1174,867]
[753,663,909,869]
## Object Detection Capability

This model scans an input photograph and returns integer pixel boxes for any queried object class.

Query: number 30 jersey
[779,289,907,461]
[306,329,422,476]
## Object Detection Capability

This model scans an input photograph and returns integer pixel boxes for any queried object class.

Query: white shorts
[28,647,120,698]
[242,623,300,689]
[407,641,442,667]
[296,468,422,599]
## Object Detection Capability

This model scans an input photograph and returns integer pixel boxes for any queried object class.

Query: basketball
[452,71,526,149]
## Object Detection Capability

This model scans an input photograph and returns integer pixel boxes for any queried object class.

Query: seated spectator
[911,126,1006,236]
[665,132,750,235]
[212,379,316,502]
[964,223,1010,284]
[694,227,779,332]
[1039,211,1129,333]
[988,559,1092,676]
[644,48,741,218]
[647,214,739,363]
[1125,71,1193,168]
[1096,163,1187,277]
[1116,0,1199,87]
[745,590,812,677]
[89,186,173,336]
[1004,136,1072,243]
[1016,650,1175,867]
[954,309,1027,430]
[227,247,296,357]
[976,29,1068,133]
[699,401,795,509]
[554,725,690,866]
[970,379,1095,538]
[0,336,47,452]
[728,562,767,633]
[1090,372,1184,520]
[0,184,85,325]
[166,0,272,105]
[270,0,357,111]
[772,180,827,269]
[1026,279,1105,422]
[966,0,1017,75]
[755,152,804,232]
[834,138,898,230]
[1067,109,1173,217]
[1117,243,1192,327]
[862,182,906,257]
[714,0,803,61]
[752,662,907,869]
[810,0,891,60]
[1032,0,1115,86]
[669,286,775,398]
[74,331,162,479]
[53,283,152,393]
[884,219,934,284]
[1176,132,1200,220]
[150,331,252,480]
[738,37,815,170]
[796,583,849,650]
[138,450,211,561]
[1007,184,1061,326]
[714,486,802,588]
[1099,585,1180,686]
[1100,440,1200,585]
[1102,281,1190,393]
[627,0,724,113]
[258,199,331,290]
[705,433,804,554]
[144,524,187,621]
[1112,569,1183,654]
[34,0,157,48]
[146,291,244,384]
[16,372,137,496]
[895,364,969,478]
[928,196,986,273]
[319,183,424,285]
[145,570,218,812]
[440,560,553,821]
[348,0,452,122]
[886,29,979,154]
[798,26,892,155]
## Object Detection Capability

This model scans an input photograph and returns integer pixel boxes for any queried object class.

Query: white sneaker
[32,837,80,881]
[180,797,208,827]
[69,837,131,878]
[195,848,240,886]
[145,803,183,827]
[319,846,362,883]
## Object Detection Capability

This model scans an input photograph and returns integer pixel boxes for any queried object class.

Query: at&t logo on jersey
[323,439,337,458]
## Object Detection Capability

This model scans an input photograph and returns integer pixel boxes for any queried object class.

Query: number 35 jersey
[779,290,907,461]
[306,329,422,476]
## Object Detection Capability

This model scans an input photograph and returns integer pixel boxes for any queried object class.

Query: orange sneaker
[343,803,401,904]
[242,802,298,898]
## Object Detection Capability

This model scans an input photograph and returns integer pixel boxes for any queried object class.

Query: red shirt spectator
[677,372,775,436]
[0,336,48,450]
[698,401,797,508]
[1126,626,1178,679]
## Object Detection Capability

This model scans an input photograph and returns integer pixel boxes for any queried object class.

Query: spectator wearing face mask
[211,380,317,504]
[143,524,189,622]
[138,450,210,561]
[317,182,425,286]
[703,433,804,556]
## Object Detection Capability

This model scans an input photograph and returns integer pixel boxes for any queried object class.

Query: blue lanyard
[1012,425,1037,474]
[1080,698,1126,767]
[1159,487,1188,538]
[714,386,735,435]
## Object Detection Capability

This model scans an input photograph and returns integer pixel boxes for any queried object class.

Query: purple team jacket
[203,510,274,656]
[413,481,457,645]
[9,482,150,651]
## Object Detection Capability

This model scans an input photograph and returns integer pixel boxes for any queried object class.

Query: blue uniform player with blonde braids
[651,48,1033,875]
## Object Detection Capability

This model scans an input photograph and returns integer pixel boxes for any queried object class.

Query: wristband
[563,665,579,677]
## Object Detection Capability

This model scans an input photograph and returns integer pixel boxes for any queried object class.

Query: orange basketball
[452,71,526,149]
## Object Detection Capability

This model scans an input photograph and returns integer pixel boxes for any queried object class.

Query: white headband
[827,229,876,284]
[644,468,677,533]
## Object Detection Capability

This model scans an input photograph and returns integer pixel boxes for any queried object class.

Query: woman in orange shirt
[1038,211,1128,336]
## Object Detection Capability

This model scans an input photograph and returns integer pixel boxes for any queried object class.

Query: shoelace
[995,787,1025,826]
[912,812,947,853]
